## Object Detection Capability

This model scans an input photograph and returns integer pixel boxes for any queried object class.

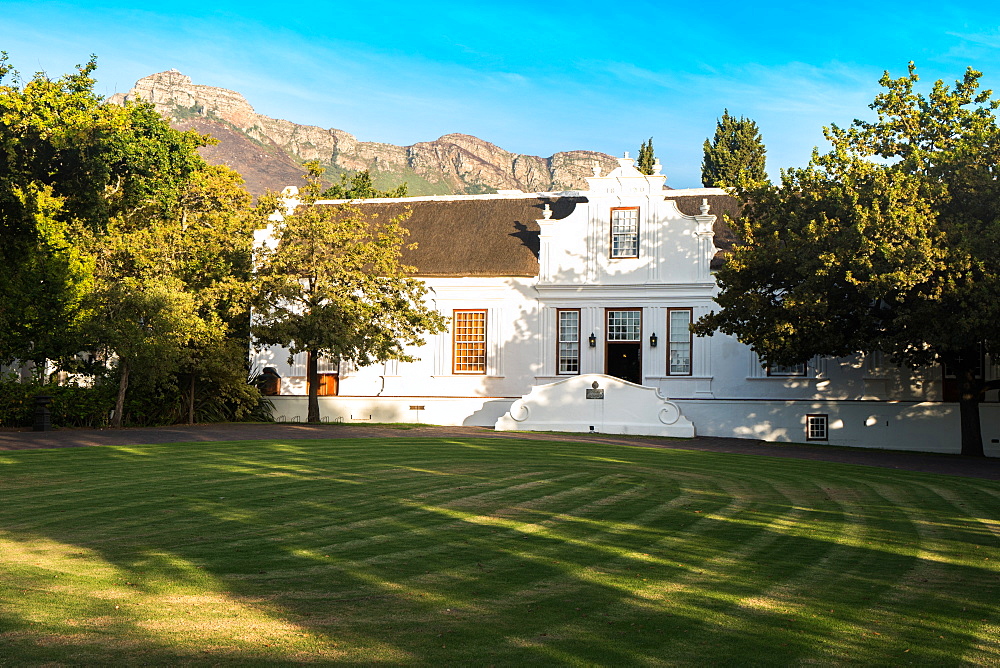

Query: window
[767,363,807,377]
[610,207,639,258]
[557,309,580,375]
[607,310,641,341]
[667,308,692,375]
[806,414,829,441]
[453,310,486,374]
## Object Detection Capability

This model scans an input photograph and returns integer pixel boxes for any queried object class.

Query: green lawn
[0,437,998,666]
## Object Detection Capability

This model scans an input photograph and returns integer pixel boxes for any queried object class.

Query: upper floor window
[557,309,580,375]
[610,207,639,258]
[453,309,487,374]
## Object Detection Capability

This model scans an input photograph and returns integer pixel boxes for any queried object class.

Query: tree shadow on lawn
[1,438,998,665]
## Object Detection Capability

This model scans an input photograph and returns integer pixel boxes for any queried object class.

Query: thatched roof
[317,191,739,277]
[318,196,584,277]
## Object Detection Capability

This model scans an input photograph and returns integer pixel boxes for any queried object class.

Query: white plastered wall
[250,276,541,401]
[251,167,1000,455]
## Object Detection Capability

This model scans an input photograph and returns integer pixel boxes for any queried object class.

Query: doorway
[606,342,641,384]
[605,309,642,385]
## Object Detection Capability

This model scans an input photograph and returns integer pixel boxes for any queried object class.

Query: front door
[605,309,642,384]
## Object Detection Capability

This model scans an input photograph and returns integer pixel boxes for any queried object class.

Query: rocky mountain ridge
[109,70,620,196]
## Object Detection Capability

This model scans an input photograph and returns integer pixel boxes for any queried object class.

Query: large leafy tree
[701,110,767,187]
[1,53,263,426]
[0,54,104,367]
[86,163,264,427]
[694,63,1000,457]
[172,165,265,424]
[254,163,446,423]
[0,53,207,369]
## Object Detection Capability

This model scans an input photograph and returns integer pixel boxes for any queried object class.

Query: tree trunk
[112,361,129,429]
[957,361,985,457]
[307,349,320,423]
[188,373,196,425]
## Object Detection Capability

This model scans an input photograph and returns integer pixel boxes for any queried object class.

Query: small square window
[806,414,829,441]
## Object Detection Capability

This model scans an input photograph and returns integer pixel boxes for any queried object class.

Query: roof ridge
[314,190,587,205]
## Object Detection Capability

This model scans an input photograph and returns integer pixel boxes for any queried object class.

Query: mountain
[108,70,620,196]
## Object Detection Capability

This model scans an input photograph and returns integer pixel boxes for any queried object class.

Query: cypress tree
[701,110,767,187]
[637,138,655,175]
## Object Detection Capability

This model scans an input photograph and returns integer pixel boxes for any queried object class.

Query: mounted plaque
[586,389,604,399]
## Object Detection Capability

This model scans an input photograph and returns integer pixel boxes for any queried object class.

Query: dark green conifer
[636,137,655,175]
[701,110,767,187]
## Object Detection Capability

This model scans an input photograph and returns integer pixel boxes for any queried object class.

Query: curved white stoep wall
[495,373,694,437]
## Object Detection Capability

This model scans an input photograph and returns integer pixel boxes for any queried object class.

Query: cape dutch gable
[252,155,1000,456]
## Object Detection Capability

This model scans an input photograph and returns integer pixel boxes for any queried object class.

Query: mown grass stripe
[0,437,997,666]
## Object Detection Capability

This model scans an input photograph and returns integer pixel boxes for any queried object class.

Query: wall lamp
[649,333,658,347]
[588,333,597,348]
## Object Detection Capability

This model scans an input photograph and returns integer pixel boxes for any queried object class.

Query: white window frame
[610,207,640,259]
[606,309,642,341]
[667,308,692,376]
[806,414,829,441]
[557,309,580,375]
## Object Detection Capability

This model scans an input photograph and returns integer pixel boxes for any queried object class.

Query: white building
[253,155,1000,456]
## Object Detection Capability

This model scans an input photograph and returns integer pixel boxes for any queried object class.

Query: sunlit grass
[0,438,998,665]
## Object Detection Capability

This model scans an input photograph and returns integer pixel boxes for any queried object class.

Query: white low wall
[676,399,1000,457]
[267,395,515,427]
[495,374,694,437]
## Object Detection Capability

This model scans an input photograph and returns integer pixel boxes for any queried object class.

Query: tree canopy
[694,63,1000,456]
[253,163,445,423]
[0,54,210,366]
[321,169,408,200]
[701,110,767,187]
[0,53,265,427]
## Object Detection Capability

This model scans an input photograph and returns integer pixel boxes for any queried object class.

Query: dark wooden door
[606,342,641,384]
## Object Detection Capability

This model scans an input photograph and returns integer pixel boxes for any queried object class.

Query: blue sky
[3,1,1000,188]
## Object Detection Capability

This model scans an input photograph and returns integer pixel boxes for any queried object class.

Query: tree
[0,53,209,369]
[87,273,207,428]
[637,138,656,175]
[84,159,269,428]
[154,164,265,425]
[321,169,408,200]
[694,63,1000,457]
[0,54,107,368]
[253,163,446,423]
[701,110,767,187]
[1,53,267,426]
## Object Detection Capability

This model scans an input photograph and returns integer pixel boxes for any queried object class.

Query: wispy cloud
[946,30,1000,49]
